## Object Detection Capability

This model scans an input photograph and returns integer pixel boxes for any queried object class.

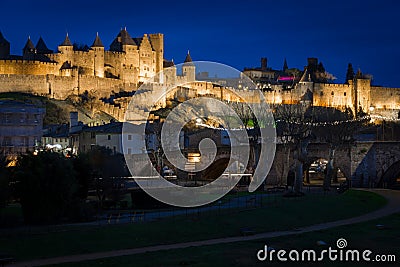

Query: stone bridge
[125,141,400,189]
[268,141,400,188]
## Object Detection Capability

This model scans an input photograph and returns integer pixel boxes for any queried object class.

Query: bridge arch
[304,157,347,185]
[381,160,400,189]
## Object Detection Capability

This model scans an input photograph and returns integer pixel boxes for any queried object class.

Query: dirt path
[10,189,400,267]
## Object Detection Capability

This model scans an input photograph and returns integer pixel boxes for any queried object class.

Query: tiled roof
[36,37,53,54]
[91,33,104,47]
[60,33,72,46]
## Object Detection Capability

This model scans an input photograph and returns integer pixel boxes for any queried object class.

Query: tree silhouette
[15,152,79,224]
[345,63,355,83]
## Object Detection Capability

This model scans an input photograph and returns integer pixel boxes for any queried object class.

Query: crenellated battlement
[0,59,57,65]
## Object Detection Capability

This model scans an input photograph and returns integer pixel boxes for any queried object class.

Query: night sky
[1,0,399,87]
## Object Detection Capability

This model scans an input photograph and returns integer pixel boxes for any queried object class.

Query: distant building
[42,124,69,153]
[242,58,277,87]
[69,120,158,155]
[0,100,45,156]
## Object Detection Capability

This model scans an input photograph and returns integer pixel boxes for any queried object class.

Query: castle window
[331,91,334,96]
[344,92,346,96]
[108,135,111,140]
[320,92,323,96]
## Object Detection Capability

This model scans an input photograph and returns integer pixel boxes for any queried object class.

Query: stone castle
[244,58,400,119]
[0,28,172,99]
[0,29,399,122]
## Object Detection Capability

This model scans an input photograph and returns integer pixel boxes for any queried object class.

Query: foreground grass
[0,190,387,261]
[52,212,400,267]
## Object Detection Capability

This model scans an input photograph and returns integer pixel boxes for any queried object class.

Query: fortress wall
[0,74,48,95]
[313,83,352,108]
[76,76,125,97]
[48,75,78,99]
[0,60,58,75]
[355,79,371,112]
[263,87,301,105]
[105,51,124,78]
[370,86,400,110]
[48,75,126,99]
[72,50,95,75]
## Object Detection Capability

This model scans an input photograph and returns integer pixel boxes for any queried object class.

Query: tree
[274,104,312,194]
[14,152,79,224]
[0,156,11,209]
[312,107,368,190]
[230,101,273,175]
[84,146,129,208]
[72,153,94,200]
[345,63,355,83]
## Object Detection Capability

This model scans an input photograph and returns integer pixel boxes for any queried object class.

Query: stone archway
[381,160,400,189]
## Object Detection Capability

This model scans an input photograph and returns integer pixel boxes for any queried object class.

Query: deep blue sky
[1,0,399,87]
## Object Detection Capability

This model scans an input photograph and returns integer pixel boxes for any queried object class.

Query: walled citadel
[0,29,399,121]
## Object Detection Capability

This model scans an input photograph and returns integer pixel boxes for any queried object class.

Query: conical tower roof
[283,58,288,71]
[60,33,72,46]
[0,31,10,45]
[109,27,136,51]
[183,50,194,66]
[91,32,104,47]
[23,37,35,52]
[116,27,135,45]
[36,37,52,53]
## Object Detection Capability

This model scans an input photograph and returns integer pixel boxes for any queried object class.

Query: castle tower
[36,37,52,54]
[0,31,10,59]
[163,59,176,85]
[58,33,74,58]
[109,28,139,83]
[149,33,164,82]
[283,58,288,72]
[353,69,371,116]
[138,34,154,81]
[91,32,104,78]
[23,36,36,60]
[110,27,136,52]
[182,51,195,82]
[261,57,267,70]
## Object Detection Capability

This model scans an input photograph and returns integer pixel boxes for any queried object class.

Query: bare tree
[312,107,368,190]
[274,104,312,194]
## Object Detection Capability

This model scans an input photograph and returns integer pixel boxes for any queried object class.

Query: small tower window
[344,92,346,96]
[331,91,334,96]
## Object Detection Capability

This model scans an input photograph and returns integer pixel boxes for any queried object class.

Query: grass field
[52,212,400,267]
[0,190,387,262]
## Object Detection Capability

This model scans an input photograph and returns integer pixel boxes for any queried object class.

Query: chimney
[70,111,78,128]
[261,58,267,70]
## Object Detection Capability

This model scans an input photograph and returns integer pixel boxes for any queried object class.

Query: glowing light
[188,153,201,163]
